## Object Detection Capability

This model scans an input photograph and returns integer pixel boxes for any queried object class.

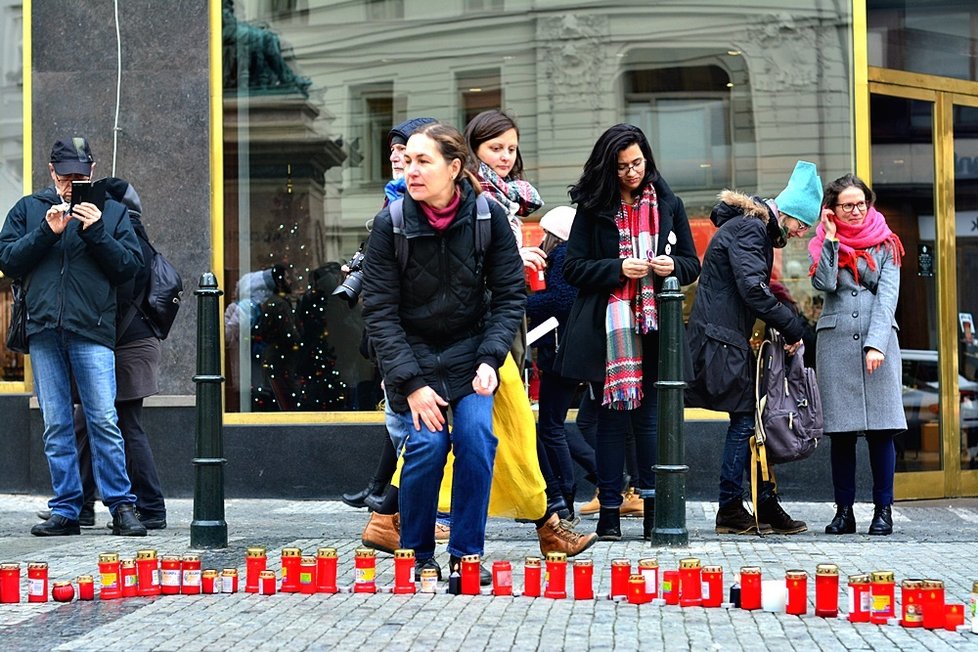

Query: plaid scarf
[603,184,659,410]
[478,161,544,217]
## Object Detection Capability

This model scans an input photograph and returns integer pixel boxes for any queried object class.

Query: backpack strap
[389,194,492,273]
[751,334,777,533]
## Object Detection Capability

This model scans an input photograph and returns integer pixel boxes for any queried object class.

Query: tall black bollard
[652,276,689,546]
[191,272,228,549]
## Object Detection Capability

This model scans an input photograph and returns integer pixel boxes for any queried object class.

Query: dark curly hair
[568,124,658,212]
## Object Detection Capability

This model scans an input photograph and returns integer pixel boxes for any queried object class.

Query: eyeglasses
[835,201,868,214]
[617,159,646,176]
[54,173,91,184]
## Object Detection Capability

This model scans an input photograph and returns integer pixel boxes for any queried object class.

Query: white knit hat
[539,206,576,242]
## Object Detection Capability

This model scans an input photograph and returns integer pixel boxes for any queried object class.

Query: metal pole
[652,276,688,546]
[191,272,228,548]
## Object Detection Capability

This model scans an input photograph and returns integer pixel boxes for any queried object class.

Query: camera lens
[332,270,364,307]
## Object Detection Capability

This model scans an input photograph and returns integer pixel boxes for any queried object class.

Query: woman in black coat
[685,161,822,536]
[556,124,700,540]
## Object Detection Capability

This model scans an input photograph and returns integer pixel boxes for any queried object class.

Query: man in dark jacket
[0,137,146,537]
[685,160,822,535]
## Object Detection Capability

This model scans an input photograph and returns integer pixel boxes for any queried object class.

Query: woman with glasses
[810,174,907,536]
[556,124,700,540]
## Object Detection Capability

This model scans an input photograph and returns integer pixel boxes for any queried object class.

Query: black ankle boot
[642,497,655,540]
[596,507,621,541]
[868,504,893,535]
[824,505,856,534]
[342,480,382,509]
[112,504,147,536]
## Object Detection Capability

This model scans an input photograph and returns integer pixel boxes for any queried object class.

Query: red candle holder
[316,548,337,594]
[460,555,481,596]
[662,570,680,605]
[77,575,95,601]
[870,571,895,624]
[523,557,541,598]
[51,580,75,603]
[785,570,807,616]
[740,567,761,611]
[181,554,202,595]
[136,550,161,597]
[27,562,49,603]
[628,574,650,604]
[258,570,277,595]
[280,547,302,593]
[701,566,723,608]
[160,555,182,595]
[847,574,871,623]
[544,552,568,599]
[0,563,20,603]
[814,564,839,618]
[98,553,122,600]
[245,547,267,594]
[353,548,377,594]
[610,559,631,600]
[945,603,965,631]
[221,568,239,594]
[121,560,137,598]
[492,560,513,596]
[638,559,659,601]
[900,579,923,627]
[393,549,416,595]
[921,579,945,630]
[573,560,593,601]
[299,557,317,594]
[679,558,703,607]
[201,570,218,594]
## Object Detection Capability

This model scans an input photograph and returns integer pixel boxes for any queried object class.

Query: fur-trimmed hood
[711,189,787,248]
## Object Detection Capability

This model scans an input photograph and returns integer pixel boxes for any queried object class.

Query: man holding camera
[0,137,146,536]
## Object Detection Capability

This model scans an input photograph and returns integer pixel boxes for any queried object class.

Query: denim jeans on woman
[394,392,495,560]
[592,332,659,508]
[719,411,774,508]
[29,329,136,520]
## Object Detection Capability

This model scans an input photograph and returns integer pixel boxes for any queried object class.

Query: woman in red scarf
[810,174,907,536]
[557,124,700,540]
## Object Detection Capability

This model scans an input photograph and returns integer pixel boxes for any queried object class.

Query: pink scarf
[807,206,904,282]
[419,189,461,233]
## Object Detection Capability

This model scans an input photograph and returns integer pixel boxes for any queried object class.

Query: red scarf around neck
[419,188,461,232]
[807,206,904,281]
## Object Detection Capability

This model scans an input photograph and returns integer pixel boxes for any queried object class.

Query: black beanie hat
[388,117,437,147]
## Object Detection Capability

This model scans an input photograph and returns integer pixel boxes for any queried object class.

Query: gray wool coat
[812,238,908,434]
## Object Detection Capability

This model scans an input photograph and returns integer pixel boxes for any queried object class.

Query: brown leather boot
[619,488,644,517]
[537,513,598,557]
[361,512,400,554]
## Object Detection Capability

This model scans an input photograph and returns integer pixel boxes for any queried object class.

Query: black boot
[112,504,148,536]
[563,493,579,525]
[867,504,893,535]
[30,514,81,537]
[596,507,621,541]
[824,505,856,534]
[342,480,383,509]
[757,497,807,535]
[642,497,655,540]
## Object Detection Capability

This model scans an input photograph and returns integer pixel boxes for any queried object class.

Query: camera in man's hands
[332,245,366,307]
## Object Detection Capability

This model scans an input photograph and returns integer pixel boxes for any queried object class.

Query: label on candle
[125,574,137,588]
[702,581,710,600]
[28,579,44,595]
[101,573,118,588]
[161,569,180,586]
[872,594,891,614]
[642,569,657,594]
[355,567,375,583]
[183,570,201,586]
[300,571,312,583]
[498,570,512,587]
[222,576,235,593]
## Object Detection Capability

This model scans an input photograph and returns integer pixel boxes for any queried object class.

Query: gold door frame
[867,68,978,499]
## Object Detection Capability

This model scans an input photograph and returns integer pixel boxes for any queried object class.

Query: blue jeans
[30,329,135,519]
[719,411,773,507]
[830,431,896,506]
[395,392,495,560]
[385,390,411,456]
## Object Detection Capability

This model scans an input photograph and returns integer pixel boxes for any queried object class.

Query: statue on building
[222,0,311,96]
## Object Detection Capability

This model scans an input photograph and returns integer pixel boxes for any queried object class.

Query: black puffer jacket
[0,186,142,350]
[685,190,805,413]
[555,176,700,383]
[361,180,525,413]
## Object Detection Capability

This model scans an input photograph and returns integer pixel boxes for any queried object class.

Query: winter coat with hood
[361,179,525,413]
[555,176,700,383]
[685,190,806,414]
[0,185,142,350]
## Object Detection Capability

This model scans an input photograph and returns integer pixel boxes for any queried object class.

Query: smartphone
[69,179,107,212]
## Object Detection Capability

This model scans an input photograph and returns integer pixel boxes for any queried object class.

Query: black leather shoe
[362,493,384,512]
[112,504,148,536]
[868,504,893,535]
[138,512,167,530]
[38,504,95,527]
[342,481,383,509]
[824,505,856,534]
[596,507,622,541]
[31,514,81,537]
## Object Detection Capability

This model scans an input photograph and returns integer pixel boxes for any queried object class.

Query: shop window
[457,69,502,128]
[0,2,23,383]
[465,0,505,12]
[350,83,395,185]
[868,1,978,81]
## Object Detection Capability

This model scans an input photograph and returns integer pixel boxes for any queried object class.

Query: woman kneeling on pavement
[685,161,821,535]
[361,123,525,579]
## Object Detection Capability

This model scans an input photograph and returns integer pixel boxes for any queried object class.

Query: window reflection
[222,0,853,412]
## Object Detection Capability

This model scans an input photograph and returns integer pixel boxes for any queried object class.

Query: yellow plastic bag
[391,354,547,521]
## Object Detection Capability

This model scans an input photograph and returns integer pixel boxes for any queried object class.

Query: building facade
[2,0,977,500]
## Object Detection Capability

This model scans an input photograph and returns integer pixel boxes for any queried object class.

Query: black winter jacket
[684,191,806,413]
[555,177,700,383]
[0,186,142,350]
[361,181,525,413]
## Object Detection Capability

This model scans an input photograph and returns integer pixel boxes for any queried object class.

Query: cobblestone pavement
[2,495,978,651]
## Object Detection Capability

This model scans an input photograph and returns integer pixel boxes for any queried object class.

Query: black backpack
[120,240,184,341]
[387,194,492,272]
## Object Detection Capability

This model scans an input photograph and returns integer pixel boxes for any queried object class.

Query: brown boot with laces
[537,513,598,557]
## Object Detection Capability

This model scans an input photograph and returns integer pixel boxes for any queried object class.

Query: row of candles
[2,548,977,632]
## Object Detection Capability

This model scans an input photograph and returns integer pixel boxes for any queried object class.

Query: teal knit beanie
[774,160,822,226]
